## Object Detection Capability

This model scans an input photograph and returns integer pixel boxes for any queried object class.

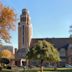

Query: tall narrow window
[22,25,24,44]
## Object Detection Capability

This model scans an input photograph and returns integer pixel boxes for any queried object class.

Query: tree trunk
[40,59,44,72]
[26,59,28,69]
[54,62,57,70]
[26,59,30,71]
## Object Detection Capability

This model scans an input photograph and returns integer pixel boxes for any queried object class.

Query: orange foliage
[0,2,16,42]
[0,29,10,42]
[0,49,13,59]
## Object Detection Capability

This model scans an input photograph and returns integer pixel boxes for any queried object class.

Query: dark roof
[30,38,72,49]
[15,48,28,59]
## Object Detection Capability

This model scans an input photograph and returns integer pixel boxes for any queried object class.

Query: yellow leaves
[1,7,16,29]
[28,40,61,62]
[0,2,16,42]
[0,28,10,42]
[0,49,14,59]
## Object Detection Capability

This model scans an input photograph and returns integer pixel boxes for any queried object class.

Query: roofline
[32,37,72,40]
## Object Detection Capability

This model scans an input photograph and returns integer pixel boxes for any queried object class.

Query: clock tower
[18,8,32,49]
[15,9,32,66]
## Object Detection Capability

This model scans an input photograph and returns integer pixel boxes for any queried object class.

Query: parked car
[65,64,72,68]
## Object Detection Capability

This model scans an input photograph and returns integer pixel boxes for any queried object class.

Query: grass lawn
[1,68,72,72]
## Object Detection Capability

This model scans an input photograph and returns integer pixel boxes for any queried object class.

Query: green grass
[1,68,72,72]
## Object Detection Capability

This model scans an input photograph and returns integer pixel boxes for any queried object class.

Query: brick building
[30,38,72,67]
[15,8,72,67]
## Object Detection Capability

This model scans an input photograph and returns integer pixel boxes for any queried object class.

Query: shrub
[6,66,11,69]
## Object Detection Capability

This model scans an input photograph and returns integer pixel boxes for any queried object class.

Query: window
[60,48,66,56]
[23,25,24,36]
[18,23,20,25]
[22,25,24,44]
[20,16,26,22]
[68,44,72,49]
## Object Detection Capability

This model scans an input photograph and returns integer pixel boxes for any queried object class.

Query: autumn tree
[0,49,14,67]
[0,49,14,60]
[26,40,61,72]
[0,2,16,42]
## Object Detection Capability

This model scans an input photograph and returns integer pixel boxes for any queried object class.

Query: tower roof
[22,8,29,15]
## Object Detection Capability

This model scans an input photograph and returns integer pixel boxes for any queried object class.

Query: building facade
[0,45,13,53]
[16,8,72,67]
[30,38,72,67]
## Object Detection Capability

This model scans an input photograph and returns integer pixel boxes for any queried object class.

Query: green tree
[26,40,61,72]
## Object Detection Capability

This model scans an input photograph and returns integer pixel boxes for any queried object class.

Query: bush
[22,70,38,72]
[6,66,11,69]
[0,67,2,71]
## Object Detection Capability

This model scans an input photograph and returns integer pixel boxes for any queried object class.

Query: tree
[0,49,14,60]
[0,2,16,42]
[0,49,14,67]
[26,40,61,72]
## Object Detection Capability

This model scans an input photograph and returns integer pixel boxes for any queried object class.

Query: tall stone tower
[18,8,32,49]
[15,8,32,66]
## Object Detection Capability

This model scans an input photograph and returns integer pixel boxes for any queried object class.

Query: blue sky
[1,0,72,48]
